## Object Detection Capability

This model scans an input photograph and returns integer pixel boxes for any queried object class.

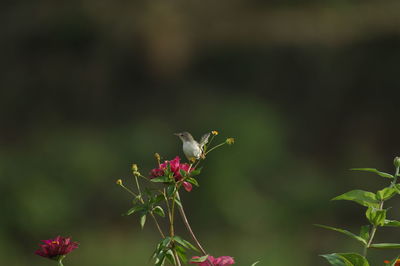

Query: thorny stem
[176,192,215,266]
[363,200,384,257]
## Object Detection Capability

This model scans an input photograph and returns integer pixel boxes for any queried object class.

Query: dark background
[1,1,400,265]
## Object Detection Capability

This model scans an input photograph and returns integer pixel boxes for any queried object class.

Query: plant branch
[176,192,215,266]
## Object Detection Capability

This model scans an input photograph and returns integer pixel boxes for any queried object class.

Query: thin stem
[119,183,166,239]
[176,192,215,266]
[364,201,384,257]
[205,142,225,155]
[58,259,64,266]
[134,175,142,196]
[150,212,165,239]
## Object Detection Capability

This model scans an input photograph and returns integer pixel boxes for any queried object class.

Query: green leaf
[190,167,202,177]
[377,187,398,201]
[338,253,369,266]
[153,206,165,217]
[165,249,176,265]
[151,176,171,183]
[124,205,144,216]
[359,225,370,241]
[185,177,199,187]
[366,207,386,226]
[139,213,146,229]
[370,243,400,249]
[167,185,176,197]
[350,168,394,179]
[173,236,199,252]
[321,254,350,266]
[384,220,400,227]
[175,245,187,263]
[190,255,209,263]
[250,261,260,266]
[174,197,182,208]
[321,253,369,266]
[314,224,367,245]
[332,190,379,208]
[179,169,188,178]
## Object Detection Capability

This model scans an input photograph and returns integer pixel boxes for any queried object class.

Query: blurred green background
[2,0,400,265]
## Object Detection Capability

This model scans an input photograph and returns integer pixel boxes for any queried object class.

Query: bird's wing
[199,132,211,148]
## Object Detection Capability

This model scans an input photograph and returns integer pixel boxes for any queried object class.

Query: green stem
[176,192,215,266]
[205,142,225,155]
[58,259,64,266]
[364,201,384,257]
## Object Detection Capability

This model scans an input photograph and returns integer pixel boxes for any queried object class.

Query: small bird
[174,131,211,162]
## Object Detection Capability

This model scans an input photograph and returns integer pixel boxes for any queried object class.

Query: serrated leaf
[332,190,379,208]
[190,255,209,263]
[350,168,394,179]
[153,206,165,217]
[366,207,386,226]
[140,213,146,229]
[377,187,398,201]
[315,224,367,245]
[124,205,144,216]
[359,225,370,241]
[370,243,400,249]
[384,220,400,227]
[151,176,171,183]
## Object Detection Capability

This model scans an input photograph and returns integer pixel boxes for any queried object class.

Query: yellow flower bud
[211,130,219,136]
[154,153,161,161]
[226,138,235,145]
[132,164,138,172]
[116,179,123,186]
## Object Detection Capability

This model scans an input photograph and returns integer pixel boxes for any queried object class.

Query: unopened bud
[211,130,219,136]
[226,138,235,145]
[132,164,138,172]
[154,153,161,162]
[394,157,400,168]
[116,179,123,186]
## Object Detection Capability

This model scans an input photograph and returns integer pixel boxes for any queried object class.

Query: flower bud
[211,130,219,136]
[154,153,161,162]
[225,138,235,145]
[132,164,138,172]
[394,157,400,168]
[116,179,123,186]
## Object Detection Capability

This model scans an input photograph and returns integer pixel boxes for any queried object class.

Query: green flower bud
[394,157,400,168]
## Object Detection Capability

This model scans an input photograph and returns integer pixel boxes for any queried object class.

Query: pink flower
[150,156,193,192]
[190,255,235,266]
[35,236,79,260]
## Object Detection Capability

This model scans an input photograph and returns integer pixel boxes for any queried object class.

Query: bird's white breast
[183,141,202,159]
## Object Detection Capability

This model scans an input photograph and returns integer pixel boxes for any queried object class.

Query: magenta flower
[35,236,78,263]
[190,255,235,266]
[150,156,194,192]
